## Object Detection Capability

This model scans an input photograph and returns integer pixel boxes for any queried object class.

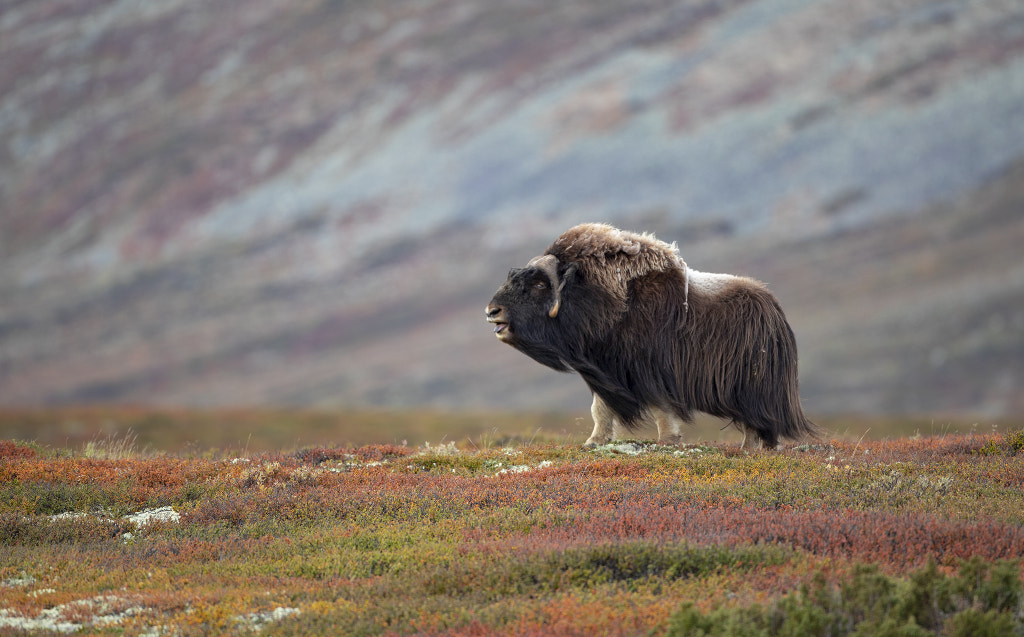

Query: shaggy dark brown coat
[486,223,818,448]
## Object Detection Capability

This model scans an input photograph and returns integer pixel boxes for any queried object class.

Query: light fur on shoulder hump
[546,223,682,282]
[686,269,741,296]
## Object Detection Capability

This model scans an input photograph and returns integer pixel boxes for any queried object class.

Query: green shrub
[974,429,1024,456]
[667,559,1023,636]
[1006,429,1024,455]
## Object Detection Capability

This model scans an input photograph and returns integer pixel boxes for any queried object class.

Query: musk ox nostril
[486,305,502,318]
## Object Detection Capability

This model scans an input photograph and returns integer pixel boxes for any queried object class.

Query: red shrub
[505,501,1024,569]
[0,440,38,458]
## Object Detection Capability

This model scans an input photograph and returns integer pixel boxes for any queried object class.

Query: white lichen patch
[0,597,300,634]
[49,506,182,528]
[47,512,93,522]
[43,507,182,547]
[592,441,716,457]
[125,506,181,527]
[417,441,460,456]
[593,441,653,455]
[290,465,327,483]
[609,442,646,455]
[234,606,301,631]
[1,574,36,588]
[0,608,79,634]
[673,445,713,457]
[492,460,553,476]
[287,456,392,481]
[0,595,145,634]
[867,470,954,495]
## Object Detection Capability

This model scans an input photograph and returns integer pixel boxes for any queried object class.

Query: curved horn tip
[548,300,560,319]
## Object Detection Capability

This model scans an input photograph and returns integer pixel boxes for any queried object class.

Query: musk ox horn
[527,254,569,319]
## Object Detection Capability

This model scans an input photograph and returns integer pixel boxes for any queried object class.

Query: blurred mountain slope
[1,0,1022,415]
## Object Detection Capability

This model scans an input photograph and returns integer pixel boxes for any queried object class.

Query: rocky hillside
[2,0,1023,417]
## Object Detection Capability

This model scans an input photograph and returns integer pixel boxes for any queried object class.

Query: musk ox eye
[534,281,548,290]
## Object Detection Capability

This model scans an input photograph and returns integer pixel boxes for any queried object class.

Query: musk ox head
[485,255,581,372]
[484,223,676,373]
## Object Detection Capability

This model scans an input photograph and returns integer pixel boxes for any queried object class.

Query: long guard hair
[488,223,818,448]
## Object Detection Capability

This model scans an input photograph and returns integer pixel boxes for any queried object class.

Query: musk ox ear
[527,255,576,319]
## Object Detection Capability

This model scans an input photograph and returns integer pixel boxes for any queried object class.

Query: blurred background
[2,0,1023,449]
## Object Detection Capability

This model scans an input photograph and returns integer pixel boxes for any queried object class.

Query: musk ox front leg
[584,395,615,447]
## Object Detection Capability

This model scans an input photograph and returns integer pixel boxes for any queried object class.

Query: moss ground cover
[2,425,1023,635]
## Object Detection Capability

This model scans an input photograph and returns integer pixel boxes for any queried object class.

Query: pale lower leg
[651,407,684,445]
[584,395,616,447]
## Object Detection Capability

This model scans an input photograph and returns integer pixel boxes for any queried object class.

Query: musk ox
[485,223,818,448]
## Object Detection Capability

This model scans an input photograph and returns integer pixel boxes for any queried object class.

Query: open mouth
[485,304,510,339]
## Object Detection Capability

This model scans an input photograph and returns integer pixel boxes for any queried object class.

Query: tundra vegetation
[1,412,1023,635]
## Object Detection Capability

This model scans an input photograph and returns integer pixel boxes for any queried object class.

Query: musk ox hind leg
[649,406,684,446]
[734,420,781,450]
[584,395,616,447]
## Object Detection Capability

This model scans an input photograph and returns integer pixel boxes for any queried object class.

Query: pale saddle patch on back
[686,269,742,296]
